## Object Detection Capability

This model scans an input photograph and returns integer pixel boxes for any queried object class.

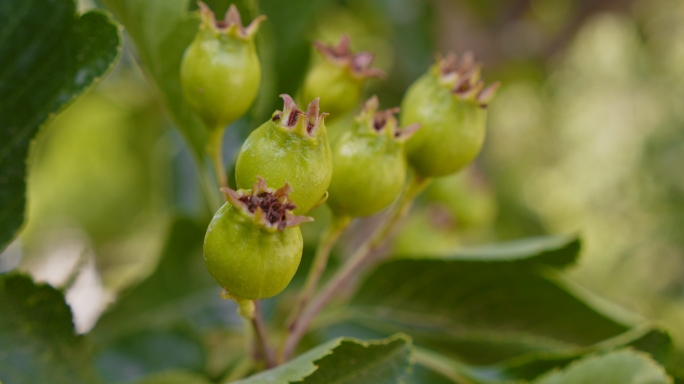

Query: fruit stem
[225,294,276,369]
[286,214,351,331]
[250,301,276,368]
[281,171,432,361]
[199,159,223,212]
[207,126,228,191]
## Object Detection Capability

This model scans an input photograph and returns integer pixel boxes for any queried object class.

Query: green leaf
[440,235,581,267]
[234,334,412,384]
[351,236,636,365]
[131,370,213,384]
[493,326,672,381]
[401,326,673,384]
[404,364,455,384]
[532,349,671,384]
[0,274,102,384]
[0,0,122,251]
[410,347,486,384]
[99,0,207,157]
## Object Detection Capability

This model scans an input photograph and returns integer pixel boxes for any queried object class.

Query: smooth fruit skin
[204,202,303,300]
[301,61,362,121]
[181,28,261,130]
[401,73,486,178]
[235,120,333,214]
[327,129,406,217]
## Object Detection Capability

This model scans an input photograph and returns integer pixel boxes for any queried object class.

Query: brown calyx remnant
[361,96,420,140]
[272,95,328,137]
[436,52,501,108]
[222,177,313,230]
[313,35,386,79]
[198,1,265,38]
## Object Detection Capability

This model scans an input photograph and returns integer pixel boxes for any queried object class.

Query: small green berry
[181,2,265,130]
[401,52,500,178]
[301,35,384,122]
[235,95,333,214]
[327,96,420,218]
[204,178,313,300]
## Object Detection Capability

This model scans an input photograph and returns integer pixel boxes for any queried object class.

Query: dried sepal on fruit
[401,51,500,178]
[221,178,313,231]
[204,177,312,301]
[236,95,333,214]
[270,94,329,139]
[197,2,265,38]
[327,96,420,218]
[435,52,500,107]
[313,35,386,79]
[181,2,265,130]
[301,35,385,122]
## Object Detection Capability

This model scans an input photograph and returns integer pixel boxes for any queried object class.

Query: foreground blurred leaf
[132,370,212,384]
[0,274,101,384]
[532,349,671,384]
[99,0,206,157]
[235,334,411,384]
[0,0,122,251]
[351,236,643,366]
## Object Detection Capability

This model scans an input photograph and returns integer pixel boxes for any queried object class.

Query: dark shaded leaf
[0,274,102,384]
[0,0,122,250]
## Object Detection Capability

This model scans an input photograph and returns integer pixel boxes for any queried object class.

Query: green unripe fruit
[236,95,333,214]
[401,52,500,178]
[181,3,264,130]
[327,96,420,217]
[301,35,384,122]
[203,178,313,300]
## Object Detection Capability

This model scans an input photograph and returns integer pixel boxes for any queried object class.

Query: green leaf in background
[235,334,412,384]
[92,217,230,342]
[0,0,122,251]
[95,329,206,384]
[532,349,671,384]
[350,236,662,366]
[99,0,207,158]
[432,235,581,266]
[132,370,213,384]
[90,217,224,382]
[493,325,672,382]
[0,274,101,384]
[402,325,672,383]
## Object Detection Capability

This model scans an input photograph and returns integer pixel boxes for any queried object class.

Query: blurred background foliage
[3,0,684,380]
